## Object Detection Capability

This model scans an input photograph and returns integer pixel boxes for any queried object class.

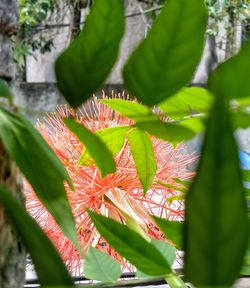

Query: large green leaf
[153,217,183,250]
[84,247,121,283]
[123,0,207,106]
[65,118,116,177]
[0,108,80,250]
[0,185,73,286]
[184,96,249,286]
[127,128,157,193]
[208,41,250,100]
[99,99,157,121]
[55,0,125,108]
[87,210,172,276]
[79,126,131,166]
[135,120,195,145]
[159,87,214,120]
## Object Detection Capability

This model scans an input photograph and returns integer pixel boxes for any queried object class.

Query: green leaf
[242,237,250,276]
[208,41,250,100]
[79,126,130,166]
[123,0,207,106]
[152,217,183,249]
[99,99,157,121]
[135,120,195,145]
[65,118,116,177]
[178,117,206,135]
[0,108,80,250]
[0,79,13,99]
[84,247,121,283]
[159,87,214,120]
[156,180,187,194]
[137,239,176,279]
[0,185,73,286]
[55,0,125,108]
[87,210,172,276]
[232,111,250,130]
[127,128,157,193]
[184,97,249,286]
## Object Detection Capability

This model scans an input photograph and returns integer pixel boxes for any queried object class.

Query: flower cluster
[25,95,195,274]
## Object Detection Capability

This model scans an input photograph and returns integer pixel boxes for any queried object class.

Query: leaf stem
[165,273,188,288]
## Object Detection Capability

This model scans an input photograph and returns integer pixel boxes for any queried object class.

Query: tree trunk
[0,1,26,287]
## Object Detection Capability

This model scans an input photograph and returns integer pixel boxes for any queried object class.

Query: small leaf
[55,0,125,108]
[123,0,207,106]
[184,96,249,286]
[137,239,176,279]
[156,180,187,194]
[65,118,116,177]
[0,108,80,250]
[87,209,172,276]
[99,99,157,121]
[159,87,214,120]
[232,111,250,130]
[0,185,73,286]
[79,126,130,166]
[0,79,13,99]
[135,120,195,145]
[153,216,183,249]
[208,41,250,100]
[127,128,157,193]
[84,247,121,283]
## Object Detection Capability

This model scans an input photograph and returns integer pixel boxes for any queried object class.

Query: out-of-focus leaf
[127,128,157,193]
[241,238,250,276]
[99,99,157,121]
[159,87,213,120]
[135,120,195,145]
[232,111,250,130]
[137,239,176,279]
[0,108,80,250]
[123,0,207,106]
[65,118,116,177]
[208,41,250,100]
[152,217,183,249]
[0,79,13,99]
[0,185,73,286]
[84,247,121,283]
[87,209,172,276]
[79,126,130,166]
[184,96,249,286]
[178,117,206,135]
[55,0,125,108]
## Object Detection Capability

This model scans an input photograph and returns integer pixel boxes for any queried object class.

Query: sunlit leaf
[208,41,250,100]
[99,99,157,121]
[159,87,213,120]
[87,210,172,276]
[0,185,73,286]
[184,96,249,286]
[0,108,80,250]
[55,0,125,108]
[123,0,207,106]
[84,247,121,283]
[65,118,116,177]
[232,111,250,130]
[153,217,183,249]
[79,126,131,166]
[127,128,157,193]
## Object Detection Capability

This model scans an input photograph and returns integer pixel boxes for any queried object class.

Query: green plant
[0,0,250,287]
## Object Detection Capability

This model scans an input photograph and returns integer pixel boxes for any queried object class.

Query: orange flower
[25,95,195,275]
